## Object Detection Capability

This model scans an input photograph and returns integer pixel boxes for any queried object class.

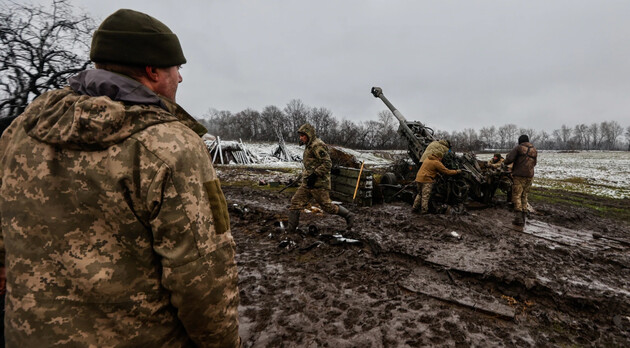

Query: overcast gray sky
[64,0,630,132]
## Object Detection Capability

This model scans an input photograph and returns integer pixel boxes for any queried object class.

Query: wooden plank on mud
[500,219,620,251]
[399,277,515,320]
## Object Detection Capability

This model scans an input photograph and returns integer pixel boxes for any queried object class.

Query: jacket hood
[297,123,316,146]
[69,69,167,109]
[22,69,205,150]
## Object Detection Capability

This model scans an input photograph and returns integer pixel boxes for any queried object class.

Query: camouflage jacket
[487,157,505,169]
[0,69,240,347]
[419,140,449,163]
[504,141,537,178]
[298,123,331,190]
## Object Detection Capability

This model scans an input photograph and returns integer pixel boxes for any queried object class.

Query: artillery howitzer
[370,87,512,211]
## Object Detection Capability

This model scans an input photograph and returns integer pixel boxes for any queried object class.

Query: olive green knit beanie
[90,9,186,66]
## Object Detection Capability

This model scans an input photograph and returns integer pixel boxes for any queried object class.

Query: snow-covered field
[477,151,630,199]
[219,142,630,200]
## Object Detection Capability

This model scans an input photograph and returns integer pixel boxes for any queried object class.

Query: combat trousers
[290,186,339,214]
[412,182,433,213]
[512,176,533,212]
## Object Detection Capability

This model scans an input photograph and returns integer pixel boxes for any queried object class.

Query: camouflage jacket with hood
[0,69,240,347]
[298,123,331,190]
[419,140,450,163]
[504,141,537,178]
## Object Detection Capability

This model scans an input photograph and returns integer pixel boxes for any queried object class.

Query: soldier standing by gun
[286,123,354,232]
[504,134,537,226]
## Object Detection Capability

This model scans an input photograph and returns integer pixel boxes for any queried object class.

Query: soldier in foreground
[504,134,538,226]
[287,123,354,232]
[0,9,239,347]
[413,152,462,214]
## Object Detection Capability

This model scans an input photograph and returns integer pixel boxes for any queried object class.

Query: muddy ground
[219,168,630,347]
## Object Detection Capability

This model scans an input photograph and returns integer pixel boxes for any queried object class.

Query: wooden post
[217,137,224,164]
[212,139,219,164]
[353,161,365,201]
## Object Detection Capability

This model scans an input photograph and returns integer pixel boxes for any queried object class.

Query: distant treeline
[199,99,630,151]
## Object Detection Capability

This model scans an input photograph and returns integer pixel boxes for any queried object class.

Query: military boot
[337,206,355,230]
[512,211,524,226]
[286,210,300,233]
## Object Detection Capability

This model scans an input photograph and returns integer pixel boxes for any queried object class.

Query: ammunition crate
[331,166,373,207]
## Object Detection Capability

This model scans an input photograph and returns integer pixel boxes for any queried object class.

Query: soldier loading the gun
[504,134,538,226]
[412,152,462,214]
[286,123,354,232]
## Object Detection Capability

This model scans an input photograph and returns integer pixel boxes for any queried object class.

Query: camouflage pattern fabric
[512,176,533,212]
[419,140,449,163]
[0,70,240,347]
[290,186,339,214]
[297,123,332,190]
[486,157,504,169]
[504,142,537,178]
[412,182,434,213]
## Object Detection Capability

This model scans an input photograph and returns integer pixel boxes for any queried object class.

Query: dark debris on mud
[223,182,630,347]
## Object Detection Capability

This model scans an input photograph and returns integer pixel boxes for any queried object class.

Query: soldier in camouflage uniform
[287,124,354,232]
[419,139,451,163]
[487,153,504,169]
[504,134,538,226]
[0,9,240,347]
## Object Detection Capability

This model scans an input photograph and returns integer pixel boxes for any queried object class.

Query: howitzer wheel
[451,179,469,200]
[380,172,398,185]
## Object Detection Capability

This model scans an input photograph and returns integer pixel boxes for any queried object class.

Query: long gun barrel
[371,87,435,165]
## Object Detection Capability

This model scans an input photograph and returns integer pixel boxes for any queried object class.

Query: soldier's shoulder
[132,122,208,166]
[311,137,327,147]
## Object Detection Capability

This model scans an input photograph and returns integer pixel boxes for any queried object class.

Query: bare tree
[336,119,360,147]
[587,123,602,149]
[375,110,399,149]
[600,121,623,150]
[498,124,517,149]
[309,107,335,141]
[479,126,497,149]
[573,124,589,149]
[284,99,309,133]
[260,105,287,139]
[552,124,572,150]
[0,0,96,117]
[625,126,630,151]
[538,130,551,149]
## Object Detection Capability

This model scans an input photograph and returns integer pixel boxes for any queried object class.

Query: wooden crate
[331,166,373,206]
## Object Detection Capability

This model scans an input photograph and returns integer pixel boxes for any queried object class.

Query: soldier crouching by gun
[286,123,354,232]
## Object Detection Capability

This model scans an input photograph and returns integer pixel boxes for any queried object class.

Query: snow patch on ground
[478,151,630,199]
